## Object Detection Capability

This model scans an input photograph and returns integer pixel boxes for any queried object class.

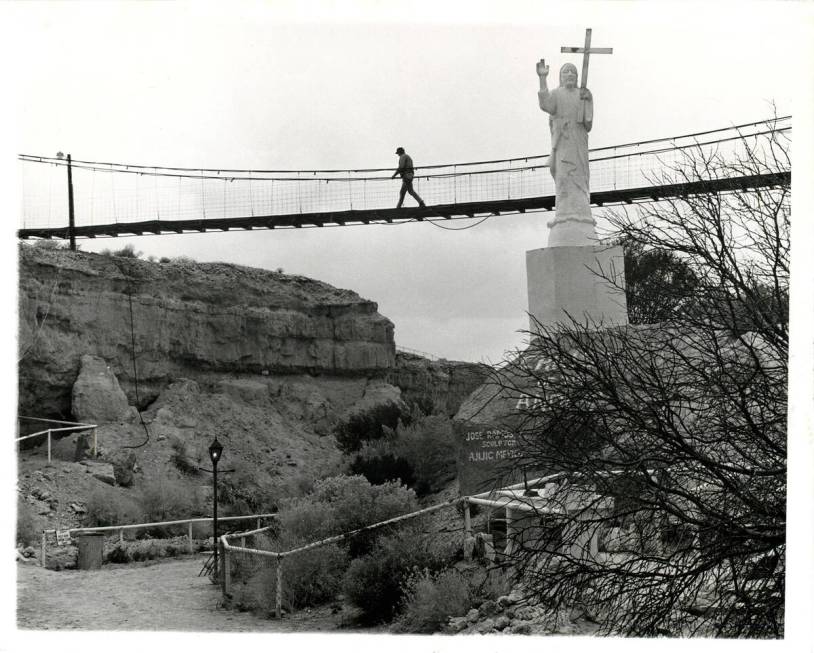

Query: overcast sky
[3,2,814,650]
[7,1,810,365]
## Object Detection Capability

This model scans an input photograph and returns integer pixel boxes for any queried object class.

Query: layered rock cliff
[18,245,396,418]
[387,352,491,417]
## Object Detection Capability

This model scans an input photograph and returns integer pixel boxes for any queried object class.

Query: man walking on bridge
[392,147,426,208]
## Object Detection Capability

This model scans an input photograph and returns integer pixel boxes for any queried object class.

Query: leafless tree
[484,119,789,637]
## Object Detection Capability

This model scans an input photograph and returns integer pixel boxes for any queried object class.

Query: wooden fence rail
[40,513,277,567]
[220,498,464,617]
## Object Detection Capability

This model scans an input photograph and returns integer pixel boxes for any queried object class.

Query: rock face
[18,245,396,417]
[72,355,131,423]
[387,352,491,416]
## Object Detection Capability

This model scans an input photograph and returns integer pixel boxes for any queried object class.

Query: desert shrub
[229,543,346,614]
[350,414,458,497]
[219,467,277,514]
[84,488,143,527]
[395,568,472,633]
[106,538,193,563]
[277,475,418,546]
[471,565,515,603]
[105,544,131,564]
[170,438,200,476]
[280,544,348,609]
[341,524,455,624]
[16,499,39,547]
[333,403,406,454]
[140,478,203,536]
[349,451,415,487]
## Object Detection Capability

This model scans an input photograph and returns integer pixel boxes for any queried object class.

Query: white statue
[537,59,597,246]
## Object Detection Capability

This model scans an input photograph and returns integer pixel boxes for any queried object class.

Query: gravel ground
[16,554,351,633]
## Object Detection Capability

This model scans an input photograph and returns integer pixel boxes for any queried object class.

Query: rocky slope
[16,244,488,542]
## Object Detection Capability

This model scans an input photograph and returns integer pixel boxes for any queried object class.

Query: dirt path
[16,555,351,633]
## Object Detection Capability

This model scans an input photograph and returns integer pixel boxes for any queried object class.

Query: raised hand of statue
[580,87,593,101]
[536,59,549,78]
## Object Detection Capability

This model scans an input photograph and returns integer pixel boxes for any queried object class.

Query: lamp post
[208,437,223,576]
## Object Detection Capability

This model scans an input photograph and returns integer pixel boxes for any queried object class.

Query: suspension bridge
[17,117,790,241]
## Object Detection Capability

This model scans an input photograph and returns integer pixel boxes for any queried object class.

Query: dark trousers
[398,176,425,207]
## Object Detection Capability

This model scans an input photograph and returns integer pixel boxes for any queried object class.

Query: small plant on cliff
[170,438,200,476]
[100,244,143,258]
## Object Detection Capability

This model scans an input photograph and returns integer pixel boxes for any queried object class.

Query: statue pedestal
[526,245,628,330]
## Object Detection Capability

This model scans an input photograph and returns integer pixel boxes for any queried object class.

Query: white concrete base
[526,245,628,330]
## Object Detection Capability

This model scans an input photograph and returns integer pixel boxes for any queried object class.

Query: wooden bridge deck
[17,172,788,240]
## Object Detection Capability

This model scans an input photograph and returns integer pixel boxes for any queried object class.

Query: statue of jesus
[537,60,598,246]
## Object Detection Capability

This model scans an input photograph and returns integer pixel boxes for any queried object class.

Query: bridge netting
[18,117,789,233]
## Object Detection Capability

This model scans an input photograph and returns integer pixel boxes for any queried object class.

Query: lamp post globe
[209,437,223,464]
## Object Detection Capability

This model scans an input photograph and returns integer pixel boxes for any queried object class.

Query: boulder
[71,355,131,424]
[79,460,117,486]
[109,450,138,487]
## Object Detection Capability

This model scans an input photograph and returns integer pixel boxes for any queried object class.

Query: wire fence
[18,118,790,231]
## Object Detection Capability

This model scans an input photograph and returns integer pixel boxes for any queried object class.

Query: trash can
[76,532,105,570]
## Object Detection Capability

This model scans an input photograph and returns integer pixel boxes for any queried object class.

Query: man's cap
[395,147,405,154]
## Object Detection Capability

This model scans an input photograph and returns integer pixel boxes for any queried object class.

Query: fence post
[40,531,47,567]
[223,546,231,599]
[505,507,515,556]
[463,498,473,561]
[188,522,194,553]
[275,555,283,618]
[47,430,52,463]
[256,518,261,530]
[92,428,98,457]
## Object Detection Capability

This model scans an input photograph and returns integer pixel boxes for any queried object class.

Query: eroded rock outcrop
[18,245,396,417]
[71,354,131,423]
[387,352,491,416]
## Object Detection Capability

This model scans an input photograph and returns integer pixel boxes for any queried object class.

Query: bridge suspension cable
[17,116,790,239]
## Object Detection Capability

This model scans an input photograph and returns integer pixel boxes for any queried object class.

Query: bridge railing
[18,117,790,232]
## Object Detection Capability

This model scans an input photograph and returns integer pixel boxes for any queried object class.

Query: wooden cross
[561,28,613,89]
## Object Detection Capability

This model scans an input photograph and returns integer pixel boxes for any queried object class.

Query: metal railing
[16,416,98,463]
